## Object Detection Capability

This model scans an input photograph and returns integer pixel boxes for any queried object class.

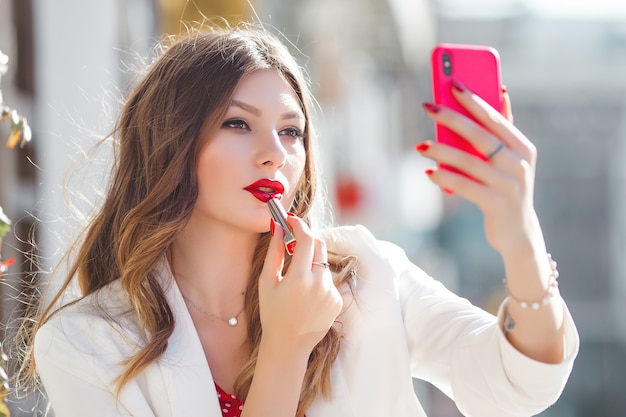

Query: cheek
[196,152,217,185]
[286,148,307,181]
[196,144,232,191]
[196,132,243,174]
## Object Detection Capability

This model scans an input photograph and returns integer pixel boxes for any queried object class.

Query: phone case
[431,43,504,171]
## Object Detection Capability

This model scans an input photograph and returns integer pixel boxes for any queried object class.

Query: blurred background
[1,0,625,415]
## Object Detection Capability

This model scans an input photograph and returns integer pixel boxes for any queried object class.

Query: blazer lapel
[156,261,223,417]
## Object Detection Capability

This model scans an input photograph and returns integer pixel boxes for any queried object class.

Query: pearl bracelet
[502,254,560,332]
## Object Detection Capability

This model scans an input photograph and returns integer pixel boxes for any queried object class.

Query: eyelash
[222,119,305,140]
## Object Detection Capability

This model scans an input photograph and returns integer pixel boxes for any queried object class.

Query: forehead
[231,69,303,113]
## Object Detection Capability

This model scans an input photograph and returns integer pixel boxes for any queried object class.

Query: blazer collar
[155,258,224,417]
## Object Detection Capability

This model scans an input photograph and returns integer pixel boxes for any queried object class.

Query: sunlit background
[1,0,626,415]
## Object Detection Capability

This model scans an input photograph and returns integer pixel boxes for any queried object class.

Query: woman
[20,25,578,417]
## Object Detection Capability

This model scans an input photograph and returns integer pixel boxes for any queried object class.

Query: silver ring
[486,141,505,160]
[312,261,330,269]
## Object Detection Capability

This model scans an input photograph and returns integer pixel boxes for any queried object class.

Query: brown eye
[222,119,249,130]
[279,127,304,140]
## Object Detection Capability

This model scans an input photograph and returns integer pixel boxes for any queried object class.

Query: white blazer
[34,225,579,417]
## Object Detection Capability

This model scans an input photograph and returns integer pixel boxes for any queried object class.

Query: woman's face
[191,69,307,235]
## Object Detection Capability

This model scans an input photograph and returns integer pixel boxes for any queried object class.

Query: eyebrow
[231,99,305,122]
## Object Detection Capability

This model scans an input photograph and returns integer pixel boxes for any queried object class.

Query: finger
[419,140,517,191]
[450,81,534,159]
[284,214,315,271]
[501,86,514,123]
[260,221,286,286]
[426,167,496,210]
[311,239,329,272]
[422,104,519,170]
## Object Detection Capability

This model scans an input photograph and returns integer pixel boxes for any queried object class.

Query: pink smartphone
[431,43,504,173]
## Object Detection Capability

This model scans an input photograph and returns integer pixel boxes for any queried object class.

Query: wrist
[502,251,559,314]
[504,253,559,311]
[242,336,310,417]
[497,210,546,261]
[258,333,312,366]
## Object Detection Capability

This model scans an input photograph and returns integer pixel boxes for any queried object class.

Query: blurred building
[430,1,626,415]
[1,0,625,416]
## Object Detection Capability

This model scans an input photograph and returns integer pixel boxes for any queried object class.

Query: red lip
[244,179,285,203]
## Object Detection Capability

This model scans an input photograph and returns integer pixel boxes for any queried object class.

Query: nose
[256,129,287,168]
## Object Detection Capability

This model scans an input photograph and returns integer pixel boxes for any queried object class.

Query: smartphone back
[431,43,503,163]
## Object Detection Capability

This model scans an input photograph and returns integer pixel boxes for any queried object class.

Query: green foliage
[0,207,10,240]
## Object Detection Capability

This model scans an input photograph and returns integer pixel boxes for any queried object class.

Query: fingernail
[451,79,466,93]
[287,212,296,217]
[422,102,441,113]
[501,84,508,94]
[270,218,275,236]
[416,142,430,152]
[286,241,296,255]
[425,168,435,176]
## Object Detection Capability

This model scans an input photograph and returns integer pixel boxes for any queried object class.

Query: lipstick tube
[267,198,296,255]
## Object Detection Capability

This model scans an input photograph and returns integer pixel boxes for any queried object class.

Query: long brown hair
[17,24,357,416]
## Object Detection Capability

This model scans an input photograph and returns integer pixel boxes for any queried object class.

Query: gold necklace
[182,294,245,327]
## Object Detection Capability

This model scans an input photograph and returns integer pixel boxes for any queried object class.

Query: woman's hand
[418,81,566,363]
[418,81,543,259]
[244,216,341,417]
[258,214,343,357]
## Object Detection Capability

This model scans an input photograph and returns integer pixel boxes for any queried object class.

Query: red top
[215,383,244,417]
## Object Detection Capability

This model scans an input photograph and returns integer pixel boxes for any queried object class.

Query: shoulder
[323,224,423,275]
[324,224,393,257]
[323,225,435,303]
[32,281,148,403]
[35,258,175,349]
[34,279,143,363]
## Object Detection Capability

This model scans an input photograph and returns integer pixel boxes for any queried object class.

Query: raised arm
[418,80,565,363]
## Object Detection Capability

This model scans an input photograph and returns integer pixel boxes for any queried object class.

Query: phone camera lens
[442,53,452,76]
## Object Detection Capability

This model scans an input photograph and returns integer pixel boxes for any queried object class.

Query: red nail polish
[425,168,435,176]
[422,102,441,113]
[416,142,430,152]
[270,218,275,236]
[500,84,508,94]
[287,212,296,217]
[285,241,296,255]
[451,79,466,93]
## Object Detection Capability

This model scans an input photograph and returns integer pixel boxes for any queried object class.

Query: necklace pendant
[228,317,238,327]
